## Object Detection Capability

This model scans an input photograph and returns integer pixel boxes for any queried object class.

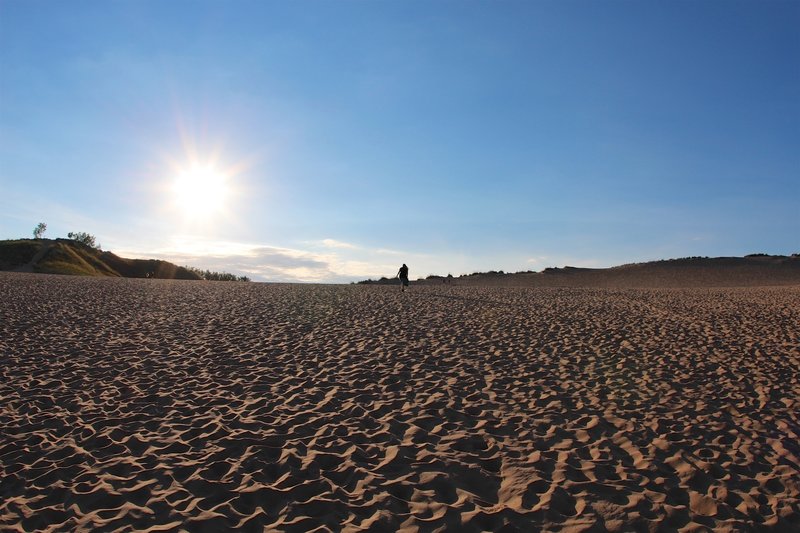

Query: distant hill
[6,240,799,287]
[0,239,202,280]
[409,255,800,288]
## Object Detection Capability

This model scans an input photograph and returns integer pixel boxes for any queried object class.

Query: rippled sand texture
[1,272,799,532]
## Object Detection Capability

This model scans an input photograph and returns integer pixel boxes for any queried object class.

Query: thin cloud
[120,237,402,283]
[526,256,551,265]
[319,239,358,249]
[375,248,404,256]
[136,244,332,282]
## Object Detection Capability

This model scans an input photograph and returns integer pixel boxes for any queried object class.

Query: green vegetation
[184,266,251,282]
[37,241,117,276]
[33,222,47,239]
[0,237,249,281]
[67,231,100,249]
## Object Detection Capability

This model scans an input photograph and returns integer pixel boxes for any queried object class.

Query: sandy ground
[1,272,799,532]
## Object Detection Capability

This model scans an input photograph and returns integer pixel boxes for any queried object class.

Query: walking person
[397,263,409,292]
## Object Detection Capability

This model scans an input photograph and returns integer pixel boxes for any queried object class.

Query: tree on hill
[33,222,47,239]
[67,231,100,250]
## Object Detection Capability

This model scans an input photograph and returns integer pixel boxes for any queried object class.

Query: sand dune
[423,255,800,288]
[1,272,799,531]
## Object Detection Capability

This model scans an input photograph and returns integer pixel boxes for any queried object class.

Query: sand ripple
[1,273,799,531]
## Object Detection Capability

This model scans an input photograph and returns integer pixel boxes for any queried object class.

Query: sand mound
[427,255,800,288]
[1,272,799,531]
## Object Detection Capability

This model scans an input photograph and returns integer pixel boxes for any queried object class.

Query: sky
[1,0,798,283]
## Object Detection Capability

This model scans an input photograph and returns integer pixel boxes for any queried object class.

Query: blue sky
[1,1,798,282]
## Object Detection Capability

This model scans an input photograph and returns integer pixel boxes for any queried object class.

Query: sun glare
[172,164,230,219]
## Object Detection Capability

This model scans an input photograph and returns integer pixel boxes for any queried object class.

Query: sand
[1,272,799,532]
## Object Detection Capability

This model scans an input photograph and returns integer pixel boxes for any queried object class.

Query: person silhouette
[397,263,409,292]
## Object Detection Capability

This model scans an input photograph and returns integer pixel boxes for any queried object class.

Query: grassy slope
[36,242,120,276]
[101,252,201,280]
[0,240,40,269]
[0,239,202,280]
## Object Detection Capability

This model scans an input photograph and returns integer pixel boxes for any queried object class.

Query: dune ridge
[0,239,202,279]
[417,255,800,288]
[1,272,799,531]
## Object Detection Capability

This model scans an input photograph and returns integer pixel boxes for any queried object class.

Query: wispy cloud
[116,236,403,283]
[318,238,358,249]
[375,248,404,256]
[526,255,551,266]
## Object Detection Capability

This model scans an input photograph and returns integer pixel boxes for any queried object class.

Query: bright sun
[172,164,230,218]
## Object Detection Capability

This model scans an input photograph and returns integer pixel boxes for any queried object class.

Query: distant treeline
[357,254,800,285]
[183,266,251,282]
[357,270,536,284]
[746,253,800,258]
